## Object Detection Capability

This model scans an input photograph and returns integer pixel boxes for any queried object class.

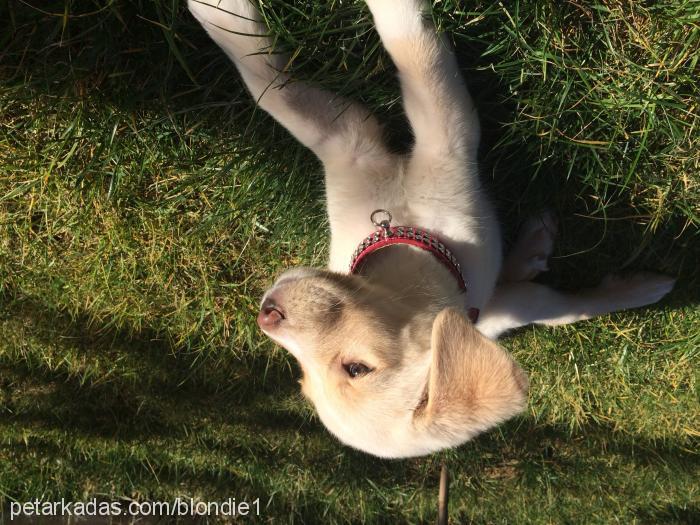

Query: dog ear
[415,308,528,441]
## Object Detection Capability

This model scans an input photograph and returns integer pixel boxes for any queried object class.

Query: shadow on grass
[1,294,697,482]
[0,293,312,442]
[2,2,698,519]
[634,504,700,525]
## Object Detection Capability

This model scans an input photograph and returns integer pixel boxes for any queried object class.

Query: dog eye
[343,362,371,378]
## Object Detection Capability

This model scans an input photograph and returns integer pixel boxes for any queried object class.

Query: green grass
[1,0,699,523]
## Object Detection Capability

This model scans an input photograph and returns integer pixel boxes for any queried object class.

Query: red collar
[349,210,479,323]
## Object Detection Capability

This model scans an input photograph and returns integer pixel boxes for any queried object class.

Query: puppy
[189,0,675,458]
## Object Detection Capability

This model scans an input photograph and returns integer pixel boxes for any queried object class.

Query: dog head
[258,267,528,458]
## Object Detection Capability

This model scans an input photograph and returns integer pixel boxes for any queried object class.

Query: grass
[1,0,698,523]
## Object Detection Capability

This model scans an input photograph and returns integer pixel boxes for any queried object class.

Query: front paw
[188,0,263,31]
[600,272,676,309]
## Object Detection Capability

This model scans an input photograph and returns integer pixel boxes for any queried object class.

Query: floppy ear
[415,308,528,441]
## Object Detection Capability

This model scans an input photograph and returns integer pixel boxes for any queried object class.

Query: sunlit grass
[1,1,698,523]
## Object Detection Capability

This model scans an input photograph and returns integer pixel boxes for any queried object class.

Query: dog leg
[364,0,480,162]
[500,211,558,282]
[364,0,502,305]
[477,273,675,340]
[188,0,386,165]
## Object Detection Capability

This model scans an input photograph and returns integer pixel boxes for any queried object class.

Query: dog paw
[599,272,676,309]
[189,0,263,34]
[500,210,558,282]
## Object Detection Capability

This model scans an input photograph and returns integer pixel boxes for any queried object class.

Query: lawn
[1,0,698,523]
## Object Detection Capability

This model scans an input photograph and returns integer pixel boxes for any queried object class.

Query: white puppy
[189,0,675,458]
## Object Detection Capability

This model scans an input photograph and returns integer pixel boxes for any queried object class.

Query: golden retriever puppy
[189,0,675,458]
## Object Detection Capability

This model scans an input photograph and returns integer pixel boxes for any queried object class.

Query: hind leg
[478,273,675,340]
[500,211,558,283]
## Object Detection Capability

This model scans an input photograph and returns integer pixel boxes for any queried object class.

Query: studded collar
[349,210,479,323]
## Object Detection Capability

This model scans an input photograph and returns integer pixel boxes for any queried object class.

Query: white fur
[189,0,675,457]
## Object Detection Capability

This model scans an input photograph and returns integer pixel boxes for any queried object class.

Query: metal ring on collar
[370,209,392,228]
